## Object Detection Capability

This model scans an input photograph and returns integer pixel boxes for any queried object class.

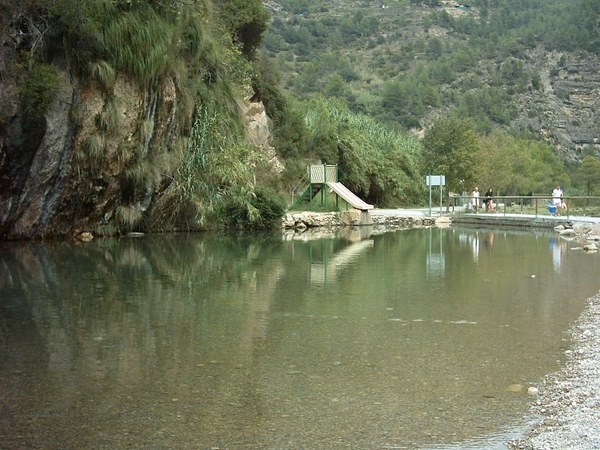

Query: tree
[381,77,439,129]
[422,115,480,193]
[525,140,569,195]
[323,73,348,98]
[476,131,530,195]
[253,59,307,160]
[574,155,600,196]
[216,0,270,57]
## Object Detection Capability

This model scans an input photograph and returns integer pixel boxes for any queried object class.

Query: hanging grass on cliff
[13,0,280,235]
[149,105,274,230]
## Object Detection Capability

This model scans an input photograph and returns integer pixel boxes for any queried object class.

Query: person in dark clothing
[483,187,494,212]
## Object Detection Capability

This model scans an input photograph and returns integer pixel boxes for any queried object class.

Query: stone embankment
[282,210,439,232]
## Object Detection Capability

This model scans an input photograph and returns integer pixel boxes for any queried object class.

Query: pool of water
[1,227,598,449]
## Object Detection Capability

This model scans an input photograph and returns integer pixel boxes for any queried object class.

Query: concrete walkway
[371,208,600,229]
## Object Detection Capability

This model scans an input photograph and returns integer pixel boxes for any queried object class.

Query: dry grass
[116,204,143,228]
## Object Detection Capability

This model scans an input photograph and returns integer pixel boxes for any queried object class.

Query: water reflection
[310,239,374,285]
[1,228,599,449]
[549,237,568,273]
[426,227,445,279]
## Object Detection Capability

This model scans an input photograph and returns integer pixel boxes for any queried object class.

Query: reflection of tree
[485,231,494,249]
[0,234,291,447]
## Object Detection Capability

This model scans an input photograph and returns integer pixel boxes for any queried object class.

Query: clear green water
[1,227,598,449]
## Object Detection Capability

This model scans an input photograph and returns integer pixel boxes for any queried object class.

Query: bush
[222,188,286,229]
[216,0,270,57]
[21,64,61,118]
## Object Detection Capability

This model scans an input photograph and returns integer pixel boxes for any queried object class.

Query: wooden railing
[309,164,338,184]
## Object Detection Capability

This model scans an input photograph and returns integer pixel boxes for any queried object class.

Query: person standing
[484,187,494,212]
[471,187,480,212]
[552,185,566,213]
[552,185,563,208]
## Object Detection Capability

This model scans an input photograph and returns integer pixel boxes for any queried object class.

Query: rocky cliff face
[514,50,600,162]
[0,5,277,240]
[0,13,186,241]
[0,77,276,240]
[1,69,77,237]
[239,98,284,173]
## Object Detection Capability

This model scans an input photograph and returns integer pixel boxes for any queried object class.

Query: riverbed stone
[559,228,576,236]
[435,216,452,227]
[340,209,373,226]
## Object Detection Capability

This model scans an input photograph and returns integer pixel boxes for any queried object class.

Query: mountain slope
[261,0,599,162]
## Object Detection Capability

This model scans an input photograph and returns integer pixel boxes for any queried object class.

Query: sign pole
[426,175,445,217]
[429,181,432,217]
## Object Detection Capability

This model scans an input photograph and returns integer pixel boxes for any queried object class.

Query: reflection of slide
[327,182,374,210]
[328,240,374,269]
[311,240,374,285]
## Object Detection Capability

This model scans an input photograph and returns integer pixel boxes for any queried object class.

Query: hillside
[260,0,599,162]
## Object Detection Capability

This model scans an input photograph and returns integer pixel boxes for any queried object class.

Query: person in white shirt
[471,187,480,212]
[552,185,565,208]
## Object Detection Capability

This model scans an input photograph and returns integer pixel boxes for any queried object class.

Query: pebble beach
[507,292,600,449]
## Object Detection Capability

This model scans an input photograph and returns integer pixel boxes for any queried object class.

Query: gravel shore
[507,291,600,450]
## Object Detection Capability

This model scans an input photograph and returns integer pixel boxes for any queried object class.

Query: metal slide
[327,182,374,211]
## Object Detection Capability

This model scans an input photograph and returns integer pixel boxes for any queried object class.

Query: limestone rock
[340,209,361,225]
[559,228,576,236]
[76,231,94,242]
[435,216,452,227]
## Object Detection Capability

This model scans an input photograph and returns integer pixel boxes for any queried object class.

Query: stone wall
[283,210,437,231]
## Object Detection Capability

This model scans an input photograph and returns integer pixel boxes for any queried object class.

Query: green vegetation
[166,106,257,228]
[261,0,597,132]
[222,188,286,230]
[11,0,597,234]
[20,0,283,232]
[304,98,425,206]
[573,154,600,196]
[217,0,270,57]
[255,0,597,208]
[476,131,569,196]
[21,64,61,118]
[102,6,172,85]
[422,115,480,193]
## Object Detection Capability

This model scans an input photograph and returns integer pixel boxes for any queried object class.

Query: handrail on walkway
[448,194,600,218]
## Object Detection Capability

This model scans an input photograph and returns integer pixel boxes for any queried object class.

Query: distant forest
[260,0,598,131]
